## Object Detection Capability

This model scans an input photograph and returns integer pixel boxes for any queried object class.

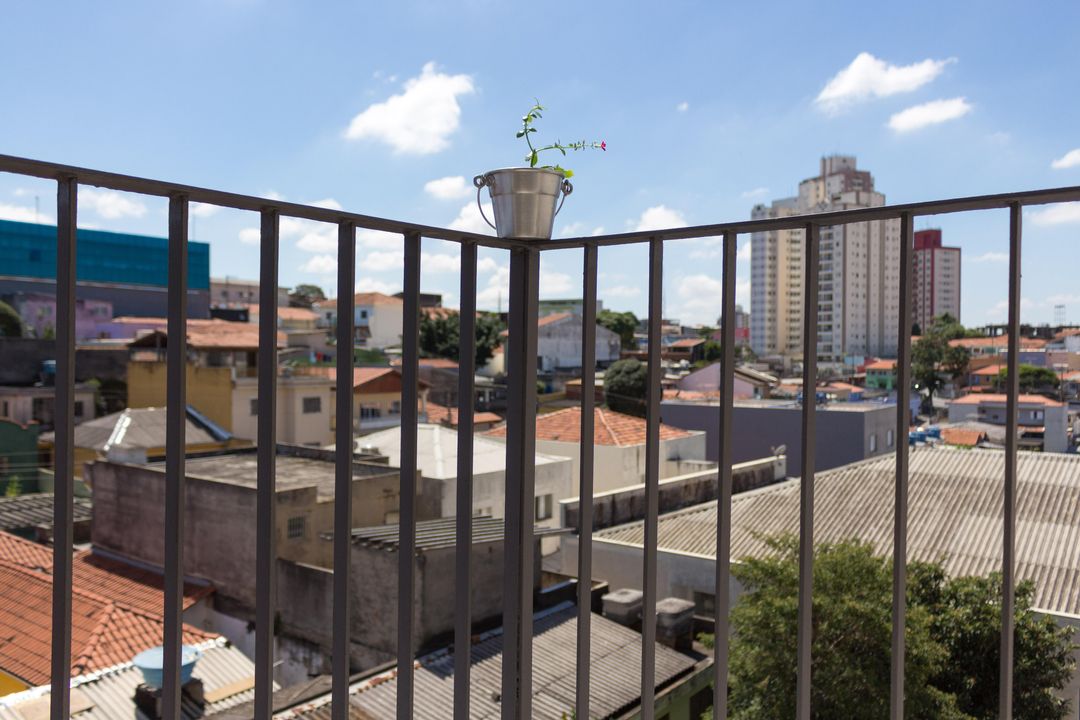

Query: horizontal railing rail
[2,151,1074,720]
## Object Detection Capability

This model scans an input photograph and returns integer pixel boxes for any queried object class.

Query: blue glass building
[0,219,211,318]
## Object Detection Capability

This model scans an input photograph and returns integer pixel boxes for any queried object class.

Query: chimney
[655,597,695,652]
[601,588,643,630]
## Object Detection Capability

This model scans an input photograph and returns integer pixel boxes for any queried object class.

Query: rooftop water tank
[132,645,202,689]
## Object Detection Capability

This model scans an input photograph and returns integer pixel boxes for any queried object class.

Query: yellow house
[126,321,334,446]
[295,366,429,434]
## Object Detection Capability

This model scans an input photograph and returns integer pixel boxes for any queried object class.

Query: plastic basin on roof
[132,645,202,688]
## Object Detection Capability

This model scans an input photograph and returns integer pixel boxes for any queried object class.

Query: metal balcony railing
[3,151,1080,720]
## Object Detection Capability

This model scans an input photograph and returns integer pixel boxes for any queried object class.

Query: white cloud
[190,202,220,218]
[736,277,751,309]
[816,52,955,112]
[633,205,687,232]
[300,255,338,274]
[363,250,404,272]
[559,221,586,237]
[449,201,495,235]
[422,252,461,273]
[238,228,261,245]
[355,277,399,294]
[358,229,403,250]
[676,101,689,113]
[476,265,510,309]
[1051,149,1080,170]
[81,189,147,219]
[477,256,499,274]
[986,296,1036,321]
[591,226,606,236]
[1029,202,1080,226]
[674,274,724,325]
[888,97,972,133]
[970,251,1008,263]
[424,175,473,200]
[0,202,51,224]
[344,62,475,154]
[540,268,574,296]
[741,187,769,199]
[737,242,752,262]
[602,285,640,299]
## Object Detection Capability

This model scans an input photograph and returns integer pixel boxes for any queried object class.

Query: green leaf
[516,130,525,138]
[529,150,538,168]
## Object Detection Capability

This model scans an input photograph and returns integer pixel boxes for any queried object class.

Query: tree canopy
[699,536,1074,720]
[996,363,1060,393]
[418,310,503,368]
[0,300,24,338]
[597,309,639,350]
[603,358,648,416]
[288,284,326,308]
[913,313,974,405]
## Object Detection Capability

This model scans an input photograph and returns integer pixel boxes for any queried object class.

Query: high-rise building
[911,229,961,332]
[750,156,901,364]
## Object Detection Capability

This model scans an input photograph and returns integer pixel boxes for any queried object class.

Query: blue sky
[2,1,1079,327]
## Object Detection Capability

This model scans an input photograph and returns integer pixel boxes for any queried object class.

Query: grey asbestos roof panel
[594,447,1080,616]
[0,493,92,533]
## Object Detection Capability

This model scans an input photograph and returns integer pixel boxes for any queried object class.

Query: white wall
[536,315,621,372]
[356,302,403,349]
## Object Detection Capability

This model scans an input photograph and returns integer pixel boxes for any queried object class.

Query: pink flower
[600,141,607,151]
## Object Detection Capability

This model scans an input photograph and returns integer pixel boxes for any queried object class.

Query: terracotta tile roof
[668,338,705,349]
[424,401,502,427]
[971,363,1006,376]
[499,312,573,337]
[825,381,862,392]
[390,357,459,369]
[297,366,430,390]
[663,389,720,401]
[940,427,988,447]
[246,304,318,322]
[485,406,693,446]
[1064,371,1080,382]
[0,532,211,616]
[127,319,285,351]
[0,560,216,686]
[949,335,1047,350]
[950,393,1064,407]
[865,360,896,371]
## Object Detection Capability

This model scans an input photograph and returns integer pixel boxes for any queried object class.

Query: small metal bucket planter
[473,168,573,240]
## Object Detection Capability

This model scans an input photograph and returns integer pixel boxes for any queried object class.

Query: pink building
[5,293,113,341]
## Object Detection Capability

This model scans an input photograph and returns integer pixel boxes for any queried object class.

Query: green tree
[597,309,639,350]
[603,358,648,417]
[418,311,503,368]
[996,364,1060,393]
[913,314,973,407]
[699,537,1074,720]
[288,283,326,308]
[0,300,24,338]
[4,476,21,497]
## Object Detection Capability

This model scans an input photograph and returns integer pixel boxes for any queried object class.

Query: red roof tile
[317,292,403,309]
[668,338,705,349]
[423,401,502,427]
[485,406,692,446]
[865,360,897,371]
[949,335,1047,350]
[0,560,216,686]
[951,393,1064,407]
[940,427,988,447]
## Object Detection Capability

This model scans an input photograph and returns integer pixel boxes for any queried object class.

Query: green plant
[517,101,605,178]
[604,358,648,417]
[596,309,638,350]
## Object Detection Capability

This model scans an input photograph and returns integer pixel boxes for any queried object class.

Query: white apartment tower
[750,156,901,364]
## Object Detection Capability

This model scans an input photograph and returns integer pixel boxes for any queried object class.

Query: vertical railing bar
[163,194,189,720]
[640,237,663,719]
[332,220,356,720]
[453,241,478,720]
[50,176,76,720]
[890,211,914,719]
[575,242,599,720]
[1000,201,1022,718]
[712,230,737,719]
[501,247,540,720]
[795,221,820,720]
[254,207,280,719]
[397,231,422,719]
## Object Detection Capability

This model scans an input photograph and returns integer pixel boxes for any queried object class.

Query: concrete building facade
[750,156,901,365]
[912,228,962,331]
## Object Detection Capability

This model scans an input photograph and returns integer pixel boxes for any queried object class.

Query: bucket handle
[472,174,575,233]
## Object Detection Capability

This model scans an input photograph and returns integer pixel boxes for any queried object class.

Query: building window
[869,433,878,453]
[287,516,305,539]
[250,398,259,416]
[73,401,85,418]
[2,400,8,417]
[534,494,553,521]
[390,401,401,414]
[359,310,368,319]
[360,406,381,419]
[302,397,322,414]
[887,429,894,448]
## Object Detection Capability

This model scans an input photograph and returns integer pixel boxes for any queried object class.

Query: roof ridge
[594,406,621,445]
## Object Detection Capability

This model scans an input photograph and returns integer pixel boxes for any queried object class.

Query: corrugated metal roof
[0,638,263,720]
[595,447,1080,616]
[0,494,92,534]
[276,603,699,719]
[349,515,562,552]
